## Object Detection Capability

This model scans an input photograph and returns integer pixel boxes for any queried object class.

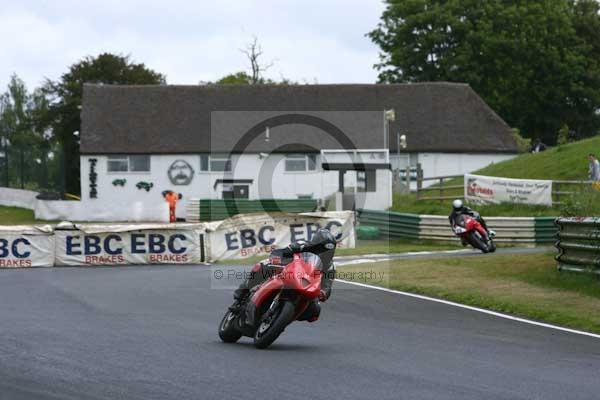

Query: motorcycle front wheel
[468,232,489,253]
[218,309,243,343]
[253,300,296,349]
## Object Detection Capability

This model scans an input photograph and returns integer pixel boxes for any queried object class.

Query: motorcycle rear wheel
[253,300,295,349]
[218,309,243,343]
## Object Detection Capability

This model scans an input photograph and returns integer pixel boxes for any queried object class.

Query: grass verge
[391,193,561,217]
[0,206,39,225]
[338,252,600,334]
[335,239,459,256]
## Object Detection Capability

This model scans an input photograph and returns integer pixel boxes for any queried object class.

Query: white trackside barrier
[204,211,355,262]
[34,200,170,223]
[0,225,55,267]
[0,211,356,267]
[0,188,38,210]
[53,222,206,266]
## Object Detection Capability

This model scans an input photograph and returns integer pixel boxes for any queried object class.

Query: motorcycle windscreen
[300,252,324,271]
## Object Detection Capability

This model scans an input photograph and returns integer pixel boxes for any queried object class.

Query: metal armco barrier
[357,209,556,244]
[356,210,421,239]
[555,217,600,274]
[186,199,318,222]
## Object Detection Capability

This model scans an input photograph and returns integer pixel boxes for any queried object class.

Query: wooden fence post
[416,164,423,199]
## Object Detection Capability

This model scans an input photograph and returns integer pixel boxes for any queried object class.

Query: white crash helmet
[452,199,463,211]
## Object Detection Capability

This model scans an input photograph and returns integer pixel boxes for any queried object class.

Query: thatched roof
[81,82,517,154]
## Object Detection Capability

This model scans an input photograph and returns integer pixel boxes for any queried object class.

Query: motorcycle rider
[232,228,337,322]
[449,199,495,245]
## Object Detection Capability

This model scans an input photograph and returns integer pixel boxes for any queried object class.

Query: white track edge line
[335,249,472,260]
[337,279,600,340]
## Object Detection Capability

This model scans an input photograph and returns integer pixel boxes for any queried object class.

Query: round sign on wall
[168,160,194,185]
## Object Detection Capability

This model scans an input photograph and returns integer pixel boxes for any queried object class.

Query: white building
[77,83,518,221]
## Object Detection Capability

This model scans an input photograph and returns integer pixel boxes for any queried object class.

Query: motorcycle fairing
[246,277,284,327]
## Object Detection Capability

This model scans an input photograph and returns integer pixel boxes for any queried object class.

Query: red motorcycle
[218,244,325,349]
[452,214,496,253]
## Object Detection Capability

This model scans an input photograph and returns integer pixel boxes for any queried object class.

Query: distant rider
[448,199,495,245]
[233,228,337,322]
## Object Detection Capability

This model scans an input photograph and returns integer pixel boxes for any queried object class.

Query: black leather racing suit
[449,206,490,238]
[234,229,337,322]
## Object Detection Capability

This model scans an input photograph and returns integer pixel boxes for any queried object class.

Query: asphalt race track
[1,264,599,400]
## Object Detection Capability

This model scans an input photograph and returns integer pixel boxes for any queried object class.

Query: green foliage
[560,185,600,216]
[511,129,532,153]
[0,75,57,190]
[557,124,569,145]
[43,53,165,195]
[369,0,600,145]
[216,71,255,85]
[214,71,295,85]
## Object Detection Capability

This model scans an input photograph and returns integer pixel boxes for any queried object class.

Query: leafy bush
[511,128,532,153]
[560,185,600,217]
[557,124,569,146]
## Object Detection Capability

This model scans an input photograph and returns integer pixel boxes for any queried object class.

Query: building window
[107,155,150,173]
[129,155,151,172]
[200,154,232,172]
[357,170,376,192]
[284,154,317,172]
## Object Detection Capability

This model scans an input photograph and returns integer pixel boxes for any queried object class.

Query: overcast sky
[0,0,386,91]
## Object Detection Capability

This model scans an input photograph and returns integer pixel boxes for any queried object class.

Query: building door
[233,185,249,199]
[222,185,249,199]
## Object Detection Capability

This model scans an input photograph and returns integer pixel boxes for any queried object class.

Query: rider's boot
[233,287,249,301]
[486,230,496,245]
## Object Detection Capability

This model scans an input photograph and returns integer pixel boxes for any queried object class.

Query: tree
[0,75,48,189]
[568,0,600,137]
[240,36,274,84]
[43,53,166,195]
[214,37,297,85]
[369,0,600,144]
